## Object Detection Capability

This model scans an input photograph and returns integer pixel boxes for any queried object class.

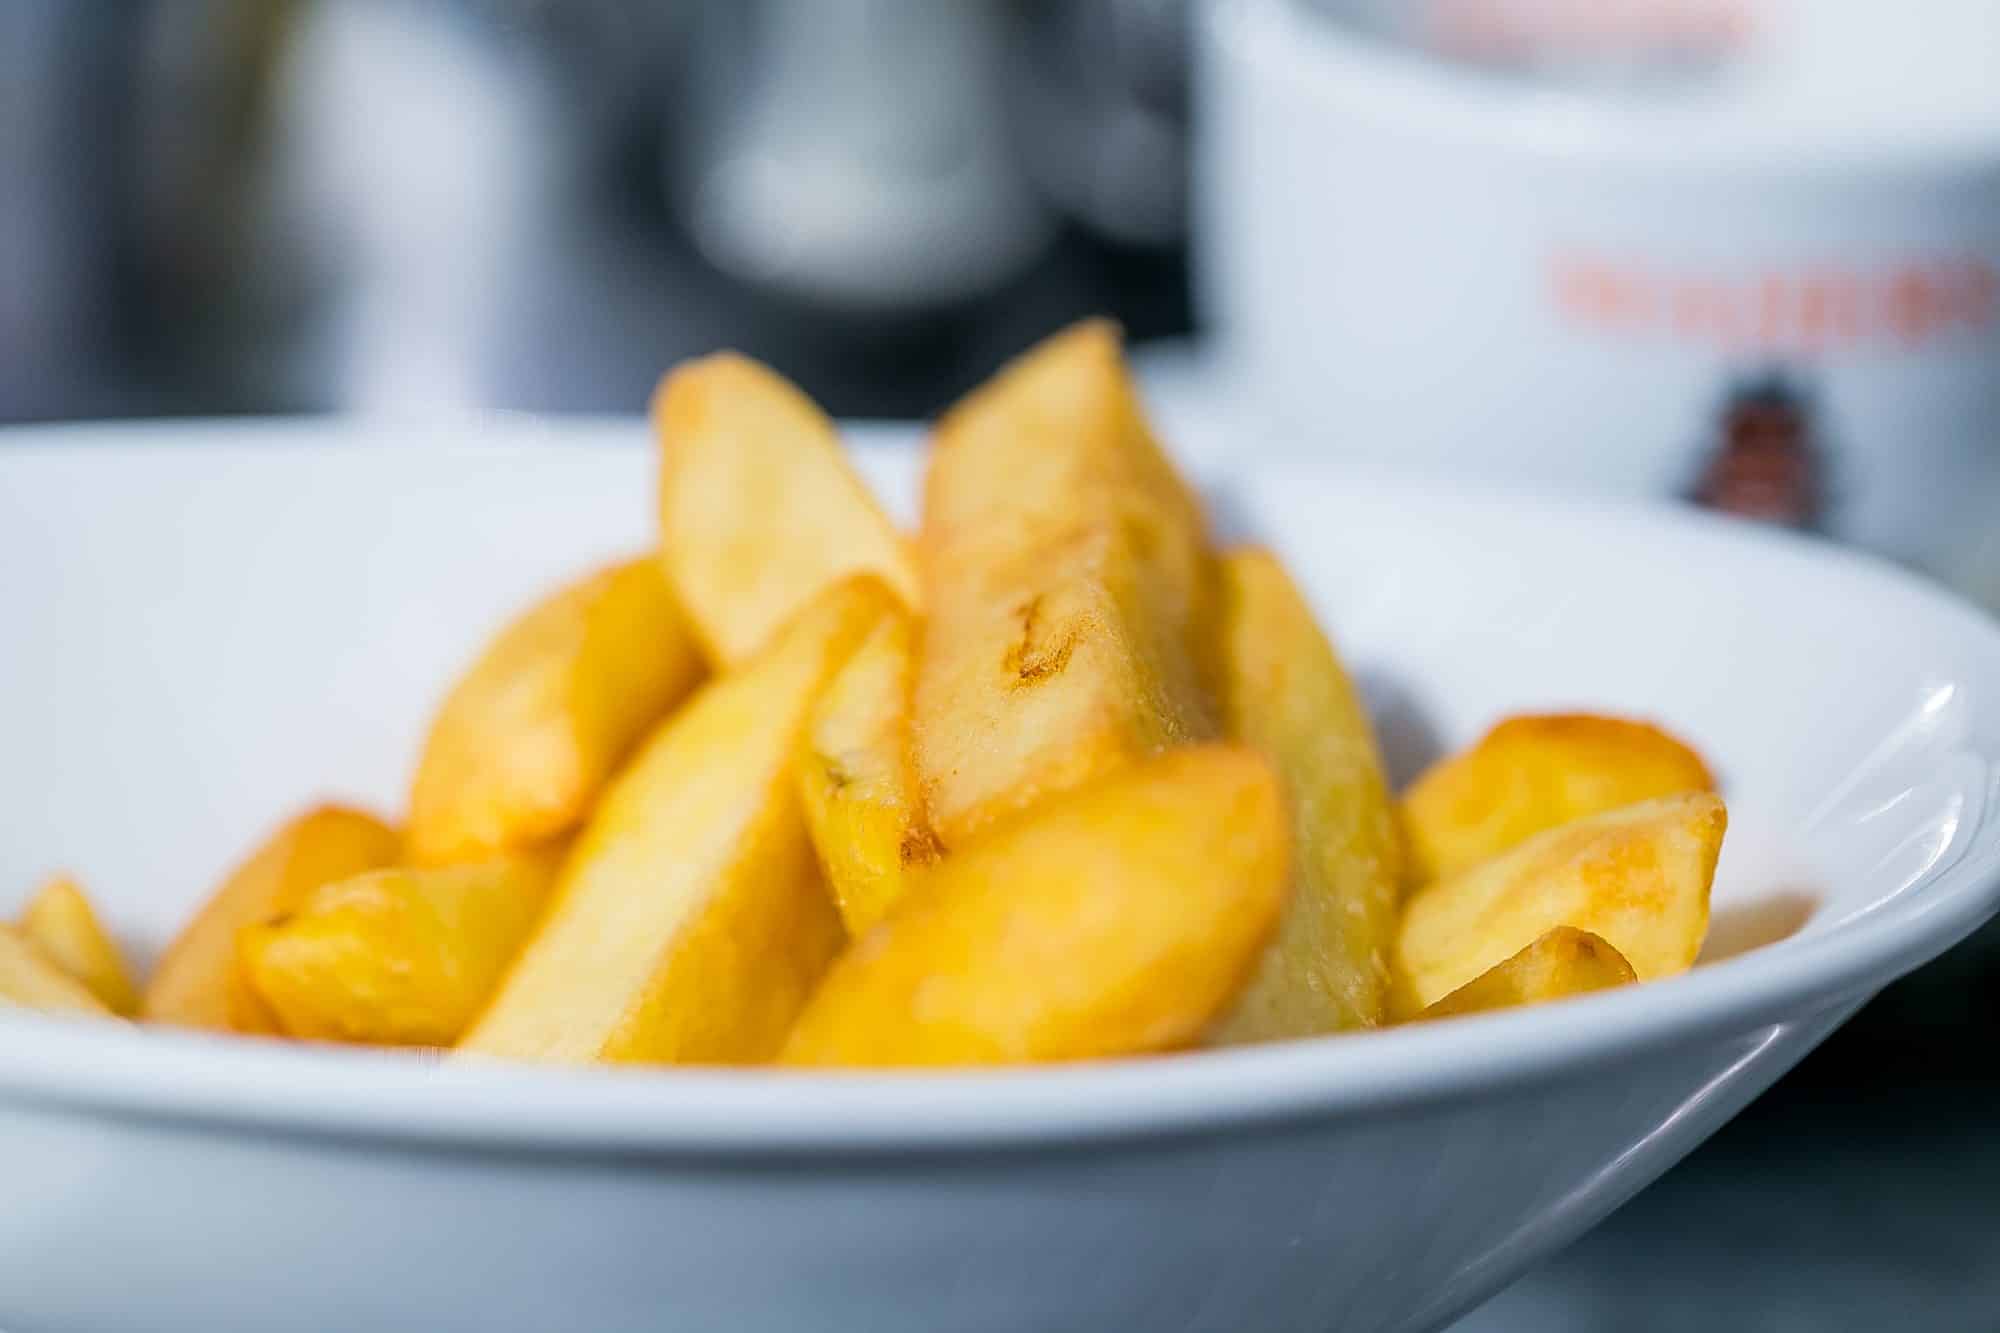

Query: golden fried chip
[142,805,400,1032]
[1208,550,1402,1042]
[798,608,939,936]
[781,745,1287,1068]
[913,320,1220,846]
[239,845,563,1046]
[458,577,895,1065]
[655,354,919,666]
[1394,793,1725,1014]
[0,925,113,1017]
[17,875,139,1015]
[1401,713,1715,886]
[1415,926,1637,1021]
[407,557,704,866]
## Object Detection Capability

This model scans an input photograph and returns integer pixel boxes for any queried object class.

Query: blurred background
[2,1,1996,1328]
[0,0,1196,422]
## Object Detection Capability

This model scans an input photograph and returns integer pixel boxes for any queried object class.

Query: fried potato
[142,805,400,1032]
[0,926,113,1017]
[406,557,705,866]
[781,745,1287,1068]
[654,353,920,666]
[1207,550,1402,1042]
[913,320,1220,846]
[1415,927,1636,1022]
[459,577,895,1065]
[1401,713,1715,886]
[238,846,563,1046]
[1393,792,1725,1014]
[17,875,138,1014]
[798,608,939,936]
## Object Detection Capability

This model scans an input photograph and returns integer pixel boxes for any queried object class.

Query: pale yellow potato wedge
[17,875,138,1015]
[459,577,896,1065]
[781,745,1288,1068]
[654,353,920,666]
[913,320,1220,847]
[1415,927,1637,1022]
[1401,713,1715,887]
[142,806,400,1032]
[1393,792,1726,1015]
[406,557,705,866]
[0,925,113,1017]
[238,846,564,1047]
[798,608,939,936]
[1208,550,1402,1042]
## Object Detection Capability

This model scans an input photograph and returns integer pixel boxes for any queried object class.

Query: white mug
[1195,0,2000,591]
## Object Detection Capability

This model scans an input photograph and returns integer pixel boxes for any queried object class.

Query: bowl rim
[2,419,1999,1158]
[1206,0,2000,176]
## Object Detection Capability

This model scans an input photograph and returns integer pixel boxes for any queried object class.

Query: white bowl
[3,419,1998,1333]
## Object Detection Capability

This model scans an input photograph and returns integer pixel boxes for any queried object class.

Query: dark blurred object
[1687,371,1828,532]
[0,2,151,419]
[1006,0,1193,247]
[1465,1075,2000,1331]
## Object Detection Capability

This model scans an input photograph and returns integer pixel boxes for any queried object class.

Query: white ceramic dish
[3,419,1999,1333]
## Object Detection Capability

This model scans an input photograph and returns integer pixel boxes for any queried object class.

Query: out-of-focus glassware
[1005,0,1193,248]
[675,0,1052,313]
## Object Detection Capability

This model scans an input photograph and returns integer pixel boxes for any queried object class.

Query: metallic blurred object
[677,0,1052,312]
[1006,0,1193,247]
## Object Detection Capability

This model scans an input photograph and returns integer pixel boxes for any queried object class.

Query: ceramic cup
[1195,0,2000,592]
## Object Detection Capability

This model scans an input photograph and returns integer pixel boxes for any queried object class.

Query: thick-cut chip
[238,846,563,1046]
[1401,713,1715,887]
[142,806,400,1032]
[1208,550,1402,1042]
[459,577,895,1065]
[17,875,138,1015]
[406,557,705,866]
[0,926,112,1017]
[1415,927,1637,1022]
[1393,792,1725,1014]
[781,745,1287,1068]
[913,320,1220,846]
[798,609,939,936]
[654,354,920,666]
